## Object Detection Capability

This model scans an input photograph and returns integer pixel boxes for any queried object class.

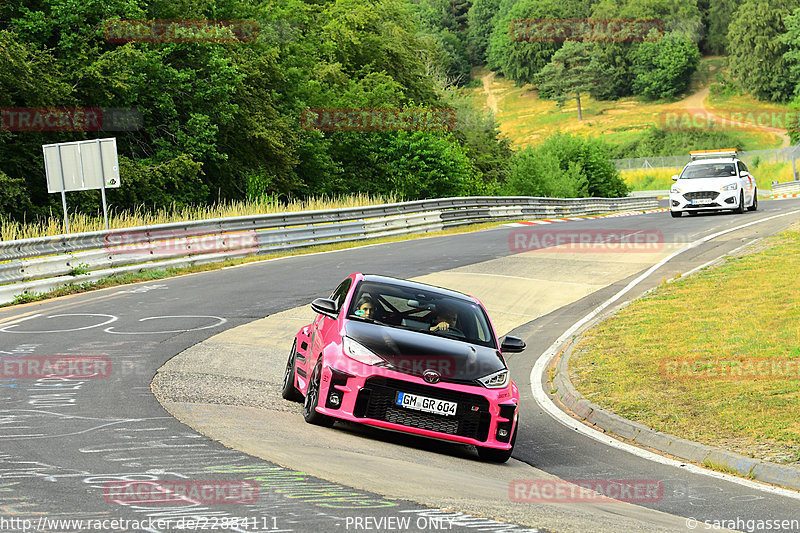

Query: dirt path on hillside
[683,86,791,147]
[482,71,499,114]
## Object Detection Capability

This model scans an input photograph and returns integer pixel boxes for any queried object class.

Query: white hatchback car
[669,149,757,218]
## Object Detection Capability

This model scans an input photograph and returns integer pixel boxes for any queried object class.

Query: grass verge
[569,224,800,466]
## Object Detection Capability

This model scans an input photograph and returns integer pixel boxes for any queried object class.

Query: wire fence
[613,145,800,172]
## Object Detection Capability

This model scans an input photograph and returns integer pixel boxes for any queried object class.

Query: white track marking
[530,209,800,499]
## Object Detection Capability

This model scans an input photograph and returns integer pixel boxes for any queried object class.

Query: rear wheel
[748,189,758,211]
[477,426,517,463]
[303,362,334,427]
[670,210,682,218]
[281,341,303,402]
[735,191,745,214]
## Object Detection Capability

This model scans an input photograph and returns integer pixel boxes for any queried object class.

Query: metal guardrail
[0,195,659,305]
[772,180,800,194]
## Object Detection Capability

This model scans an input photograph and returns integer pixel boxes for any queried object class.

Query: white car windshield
[681,163,738,179]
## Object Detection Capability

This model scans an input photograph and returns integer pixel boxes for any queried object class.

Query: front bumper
[316,360,518,450]
[670,189,740,212]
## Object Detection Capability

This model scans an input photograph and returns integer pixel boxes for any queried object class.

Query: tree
[702,0,744,54]
[467,0,500,63]
[632,32,700,99]
[486,0,589,86]
[728,0,799,102]
[537,41,597,120]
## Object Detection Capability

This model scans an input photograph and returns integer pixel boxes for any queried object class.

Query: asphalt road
[1,198,799,533]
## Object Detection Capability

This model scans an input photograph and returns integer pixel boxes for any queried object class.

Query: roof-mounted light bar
[689,149,738,161]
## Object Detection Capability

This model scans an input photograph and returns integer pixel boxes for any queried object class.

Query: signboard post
[42,138,121,233]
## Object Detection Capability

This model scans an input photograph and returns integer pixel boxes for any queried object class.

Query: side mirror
[671,175,680,181]
[500,335,526,353]
[311,298,338,318]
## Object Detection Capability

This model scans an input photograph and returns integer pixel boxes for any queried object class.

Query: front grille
[683,191,719,201]
[354,377,491,441]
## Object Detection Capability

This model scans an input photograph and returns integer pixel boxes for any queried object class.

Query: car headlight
[343,337,384,366]
[721,183,738,191]
[478,369,509,389]
[670,186,681,194]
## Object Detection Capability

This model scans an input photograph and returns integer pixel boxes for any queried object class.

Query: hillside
[467,58,791,152]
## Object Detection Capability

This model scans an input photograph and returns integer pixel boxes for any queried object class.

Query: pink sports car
[282,273,526,462]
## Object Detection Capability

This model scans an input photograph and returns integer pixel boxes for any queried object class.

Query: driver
[430,303,458,332]
[354,295,376,319]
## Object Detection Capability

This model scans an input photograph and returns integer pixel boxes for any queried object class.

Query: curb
[506,208,668,227]
[548,274,800,492]
[766,193,800,200]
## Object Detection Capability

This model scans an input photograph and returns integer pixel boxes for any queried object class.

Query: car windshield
[347,281,496,348]
[681,163,738,179]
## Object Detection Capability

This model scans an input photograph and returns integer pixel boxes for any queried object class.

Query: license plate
[690,198,712,205]
[395,392,457,417]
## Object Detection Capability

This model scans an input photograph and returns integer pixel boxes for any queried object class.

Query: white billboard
[43,138,120,193]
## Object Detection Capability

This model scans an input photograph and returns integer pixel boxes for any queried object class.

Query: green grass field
[466,58,784,151]
[569,226,800,465]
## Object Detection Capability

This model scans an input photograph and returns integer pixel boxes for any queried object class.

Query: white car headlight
[478,369,509,389]
[343,337,384,366]
[670,186,681,194]
[721,183,738,191]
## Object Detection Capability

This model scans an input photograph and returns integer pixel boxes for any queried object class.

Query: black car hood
[345,319,505,382]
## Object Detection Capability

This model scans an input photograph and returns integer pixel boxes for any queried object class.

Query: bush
[504,133,628,198]
[633,32,700,100]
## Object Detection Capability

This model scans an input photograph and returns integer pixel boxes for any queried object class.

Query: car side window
[329,279,352,314]
[739,162,748,174]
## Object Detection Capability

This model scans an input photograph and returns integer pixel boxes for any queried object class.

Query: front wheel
[670,210,682,218]
[477,426,517,463]
[735,191,745,214]
[281,341,303,402]
[303,362,334,427]
[748,189,758,211]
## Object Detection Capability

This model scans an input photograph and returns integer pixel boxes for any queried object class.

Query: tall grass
[0,193,399,242]
[620,168,681,191]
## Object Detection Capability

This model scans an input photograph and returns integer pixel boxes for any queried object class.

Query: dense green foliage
[609,127,752,158]
[632,32,700,99]
[0,0,523,222]
[504,133,628,198]
[727,0,799,102]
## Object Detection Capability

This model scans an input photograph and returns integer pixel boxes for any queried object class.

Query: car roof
[686,158,740,166]
[361,274,476,303]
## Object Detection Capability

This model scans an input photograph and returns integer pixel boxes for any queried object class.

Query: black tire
[477,426,517,463]
[670,210,682,218]
[303,362,335,427]
[748,189,758,211]
[735,191,745,214]
[281,341,303,402]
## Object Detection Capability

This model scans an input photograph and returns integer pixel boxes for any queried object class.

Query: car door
[738,161,754,205]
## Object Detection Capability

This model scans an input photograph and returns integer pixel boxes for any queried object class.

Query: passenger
[354,295,376,319]
[430,303,458,332]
